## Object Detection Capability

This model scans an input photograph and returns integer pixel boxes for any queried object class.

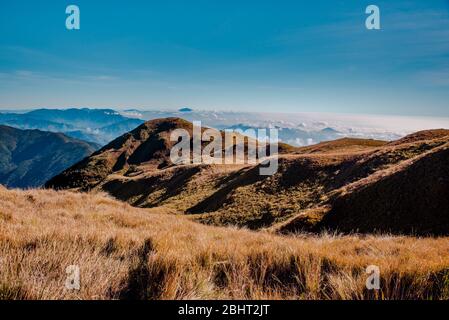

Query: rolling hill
[46,118,449,235]
[0,125,98,188]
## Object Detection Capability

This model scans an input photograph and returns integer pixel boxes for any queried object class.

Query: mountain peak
[320,127,340,134]
[46,117,290,190]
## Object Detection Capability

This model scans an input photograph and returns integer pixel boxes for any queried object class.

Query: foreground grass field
[1,186,449,300]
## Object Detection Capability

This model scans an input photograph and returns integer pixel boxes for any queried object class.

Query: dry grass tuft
[1,187,449,300]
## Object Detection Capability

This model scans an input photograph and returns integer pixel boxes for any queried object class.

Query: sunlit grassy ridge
[1,186,449,300]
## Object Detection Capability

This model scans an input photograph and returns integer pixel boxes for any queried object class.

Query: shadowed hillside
[275,131,449,235]
[316,142,449,235]
[0,125,98,188]
[46,119,449,235]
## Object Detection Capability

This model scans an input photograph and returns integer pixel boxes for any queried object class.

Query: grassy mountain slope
[0,125,98,188]
[316,141,449,235]
[275,132,449,235]
[46,117,280,191]
[46,118,196,190]
[45,119,449,235]
[1,186,449,300]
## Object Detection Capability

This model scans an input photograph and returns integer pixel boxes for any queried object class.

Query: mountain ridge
[45,119,449,235]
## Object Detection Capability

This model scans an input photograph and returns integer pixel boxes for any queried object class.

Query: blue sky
[1,0,449,116]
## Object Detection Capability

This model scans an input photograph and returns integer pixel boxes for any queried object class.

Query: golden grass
[1,185,449,300]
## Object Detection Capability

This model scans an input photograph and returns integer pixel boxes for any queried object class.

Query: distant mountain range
[2,107,432,147]
[0,108,145,145]
[221,123,342,146]
[0,125,98,188]
[47,118,449,235]
[0,107,399,146]
[0,108,411,190]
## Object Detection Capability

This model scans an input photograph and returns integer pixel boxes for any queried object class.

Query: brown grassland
[1,185,449,300]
